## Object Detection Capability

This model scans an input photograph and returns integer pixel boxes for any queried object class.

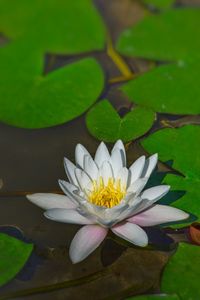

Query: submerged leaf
[86,100,155,142]
[0,233,33,287]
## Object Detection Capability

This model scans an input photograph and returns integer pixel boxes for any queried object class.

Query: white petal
[75,169,92,191]
[69,225,108,263]
[58,180,86,205]
[127,178,148,194]
[99,161,113,185]
[141,185,170,202]
[95,142,110,168]
[75,144,91,169]
[27,193,76,210]
[112,140,126,167]
[129,156,146,184]
[112,222,148,247]
[116,167,129,189]
[44,208,94,225]
[64,157,78,186]
[110,148,123,178]
[141,153,158,178]
[83,155,98,180]
[128,204,189,226]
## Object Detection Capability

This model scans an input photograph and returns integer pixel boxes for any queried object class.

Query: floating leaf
[0,0,105,54]
[143,0,175,9]
[161,243,200,299]
[117,8,200,62]
[0,233,33,287]
[127,294,180,299]
[0,43,104,128]
[142,125,200,224]
[86,100,155,142]
[121,61,200,115]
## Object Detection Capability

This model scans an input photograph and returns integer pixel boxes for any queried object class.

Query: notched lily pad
[117,8,200,62]
[121,61,200,115]
[0,0,105,54]
[0,43,104,128]
[86,99,155,142]
[0,233,33,287]
[142,125,200,224]
[161,243,200,299]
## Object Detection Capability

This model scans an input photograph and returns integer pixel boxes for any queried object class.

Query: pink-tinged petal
[27,193,76,210]
[129,156,146,184]
[75,144,91,169]
[44,209,94,225]
[69,225,108,263]
[112,222,148,247]
[95,142,110,168]
[128,204,189,226]
[64,157,79,186]
[112,140,126,167]
[141,185,170,202]
[142,153,158,178]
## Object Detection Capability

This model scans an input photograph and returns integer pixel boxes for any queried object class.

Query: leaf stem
[106,33,134,80]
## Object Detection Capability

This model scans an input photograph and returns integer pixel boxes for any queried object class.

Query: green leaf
[0,43,104,128]
[161,243,200,299]
[142,125,200,223]
[127,294,179,299]
[117,8,200,62]
[0,233,33,287]
[121,61,200,115]
[86,100,155,142]
[143,0,175,10]
[0,0,105,54]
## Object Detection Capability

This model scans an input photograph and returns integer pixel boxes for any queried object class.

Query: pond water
[0,0,200,299]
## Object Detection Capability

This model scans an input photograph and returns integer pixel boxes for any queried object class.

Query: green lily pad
[0,233,33,287]
[121,61,200,115]
[161,243,200,299]
[117,8,200,62]
[127,294,179,299]
[86,99,155,142]
[143,0,175,10]
[142,125,200,223]
[0,0,105,54]
[0,42,104,128]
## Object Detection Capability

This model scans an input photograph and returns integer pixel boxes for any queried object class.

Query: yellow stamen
[88,177,126,208]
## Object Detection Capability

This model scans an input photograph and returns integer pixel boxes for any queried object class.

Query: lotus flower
[27,140,188,263]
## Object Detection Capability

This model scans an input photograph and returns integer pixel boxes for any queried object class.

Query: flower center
[88,177,126,208]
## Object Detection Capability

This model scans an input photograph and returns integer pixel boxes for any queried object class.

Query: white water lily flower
[27,140,189,263]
